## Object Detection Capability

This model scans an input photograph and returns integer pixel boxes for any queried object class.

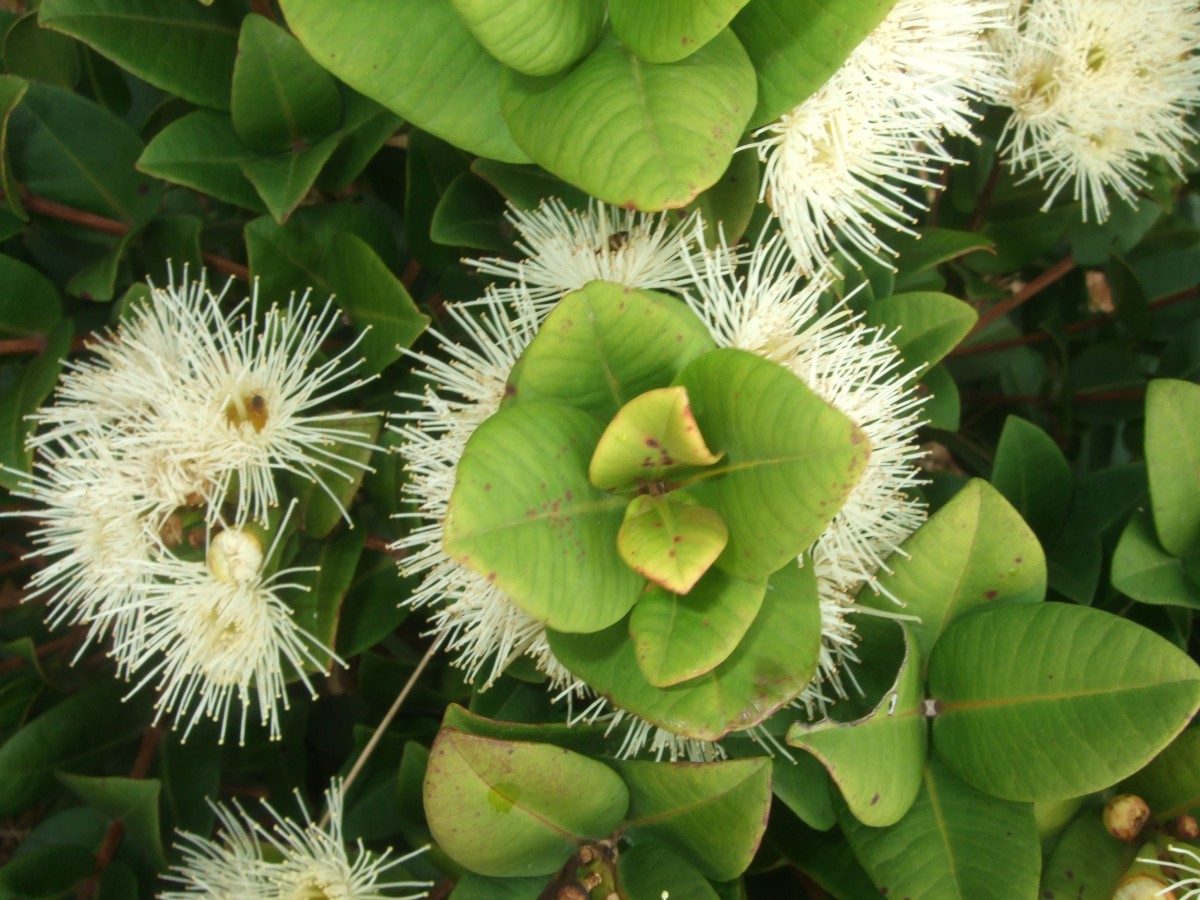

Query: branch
[952,283,1200,357]
[76,726,162,900]
[963,255,1077,340]
[5,190,250,281]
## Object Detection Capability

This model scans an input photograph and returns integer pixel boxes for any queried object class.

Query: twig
[320,637,442,828]
[76,727,162,900]
[364,534,406,560]
[5,190,249,281]
[952,283,1200,357]
[965,255,1077,340]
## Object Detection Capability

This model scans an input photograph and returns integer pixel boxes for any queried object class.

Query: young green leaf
[617,493,728,595]
[423,728,629,877]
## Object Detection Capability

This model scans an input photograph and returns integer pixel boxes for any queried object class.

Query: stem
[320,637,443,828]
[4,190,250,281]
[964,255,1077,340]
[364,534,406,560]
[76,727,162,900]
[952,283,1200,357]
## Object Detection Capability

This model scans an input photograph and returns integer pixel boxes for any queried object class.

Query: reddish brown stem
[965,255,1077,340]
[953,283,1200,357]
[76,727,162,900]
[364,534,406,560]
[6,190,249,281]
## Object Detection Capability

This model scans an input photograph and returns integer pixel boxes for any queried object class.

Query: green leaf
[865,480,1045,665]
[617,757,771,881]
[1120,726,1200,822]
[231,14,342,155]
[292,415,381,540]
[617,493,728,595]
[863,291,978,378]
[405,128,474,270]
[839,755,1040,900]
[0,845,92,899]
[423,728,629,877]
[731,0,897,126]
[675,348,869,581]
[430,172,511,253]
[470,159,592,211]
[683,144,760,246]
[1145,378,1200,557]
[609,0,751,64]
[324,233,429,374]
[500,30,755,211]
[892,228,995,275]
[443,703,611,757]
[280,0,529,163]
[291,528,365,672]
[137,110,264,212]
[921,364,960,432]
[66,227,137,302]
[616,843,721,900]
[0,680,147,816]
[57,774,166,868]
[549,561,821,741]
[1039,802,1134,899]
[4,13,80,88]
[771,752,835,831]
[628,568,765,687]
[240,134,340,225]
[788,623,926,827]
[0,320,72,489]
[443,402,641,633]
[511,282,717,422]
[929,602,1200,801]
[0,255,61,336]
[1112,508,1200,609]
[317,89,403,192]
[38,0,241,110]
[450,874,546,900]
[449,0,605,76]
[0,75,28,220]
[9,81,160,225]
[590,385,722,490]
[991,416,1073,543]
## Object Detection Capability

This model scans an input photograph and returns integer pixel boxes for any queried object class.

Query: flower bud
[207,527,265,584]
[1105,794,1151,842]
[1173,815,1200,842]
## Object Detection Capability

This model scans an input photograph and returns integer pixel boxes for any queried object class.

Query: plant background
[0,0,1198,898]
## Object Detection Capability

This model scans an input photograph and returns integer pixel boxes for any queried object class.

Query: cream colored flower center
[208,529,264,584]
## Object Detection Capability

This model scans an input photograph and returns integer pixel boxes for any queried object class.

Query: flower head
[995,0,1200,221]
[394,203,929,756]
[749,0,1008,275]
[467,198,739,314]
[11,267,378,743]
[115,511,339,744]
[30,267,380,527]
[161,780,430,900]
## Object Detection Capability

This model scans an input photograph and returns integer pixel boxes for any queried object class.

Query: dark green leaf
[39,0,241,110]
[4,13,80,88]
[57,773,166,868]
[0,255,61,336]
[240,134,339,225]
[0,319,72,489]
[137,110,264,212]
[991,416,1073,543]
[1145,378,1200,557]
[616,843,720,900]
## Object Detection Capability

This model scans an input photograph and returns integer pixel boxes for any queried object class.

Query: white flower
[749,0,1009,275]
[115,514,339,744]
[994,0,1200,221]
[1135,842,1200,898]
[394,204,929,756]
[161,780,430,900]
[679,233,927,707]
[30,267,381,527]
[466,198,739,314]
[7,430,161,656]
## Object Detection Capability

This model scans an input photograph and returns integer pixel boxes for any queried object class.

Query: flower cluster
[993,0,1200,222]
[749,0,1008,276]
[393,201,928,758]
[161,780,430,900]
[12,269,379,742]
